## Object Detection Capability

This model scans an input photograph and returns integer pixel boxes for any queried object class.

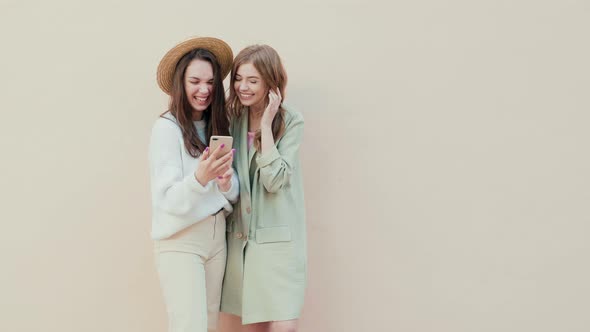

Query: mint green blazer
[220,104,307,323]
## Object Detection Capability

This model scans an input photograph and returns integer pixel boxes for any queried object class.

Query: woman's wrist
[260,115,273,128]
[194,171,208,186]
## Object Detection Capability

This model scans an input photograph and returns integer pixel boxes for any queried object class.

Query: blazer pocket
[255,226,292,244]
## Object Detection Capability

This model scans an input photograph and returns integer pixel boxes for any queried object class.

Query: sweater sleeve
[256,111,304,193]
[149,119,220,218]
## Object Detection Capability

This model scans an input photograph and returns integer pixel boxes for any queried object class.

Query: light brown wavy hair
[227,45,287,151]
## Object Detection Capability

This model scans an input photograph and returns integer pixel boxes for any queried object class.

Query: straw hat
[157,36,233,95]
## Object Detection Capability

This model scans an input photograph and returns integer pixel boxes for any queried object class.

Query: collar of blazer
[235,111,254,196]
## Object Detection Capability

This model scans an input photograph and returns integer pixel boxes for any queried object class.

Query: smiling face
[234,62,268,111]
[184,59,214,115]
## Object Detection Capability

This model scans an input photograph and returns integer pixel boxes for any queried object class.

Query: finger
[267,93,277,109]
[211,143,227,160]
[268,90,276,102]
[211,150,233,170]
[200,147,210,161]
[265,93,272,107]
[215,174,229,182]
[216,170,231,182]
[220,164,232,176]
[219,166,234,179]
[214,155,233,173]
[219,148,235,165]
[224,167,234,177]
[276,88,282,101]
[213,158,233,175]
[215,169,228,182]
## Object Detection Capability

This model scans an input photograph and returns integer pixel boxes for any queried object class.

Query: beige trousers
[155,211,227,332]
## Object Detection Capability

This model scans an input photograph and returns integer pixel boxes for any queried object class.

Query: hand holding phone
[193,136,234,186]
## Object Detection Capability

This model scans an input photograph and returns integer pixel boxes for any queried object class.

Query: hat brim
[157,37,233,95]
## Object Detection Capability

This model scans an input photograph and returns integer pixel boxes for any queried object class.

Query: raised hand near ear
[261,88,282,127]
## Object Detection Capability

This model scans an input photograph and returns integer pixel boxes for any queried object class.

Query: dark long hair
[162,48,229,158]
[227,45,287,151]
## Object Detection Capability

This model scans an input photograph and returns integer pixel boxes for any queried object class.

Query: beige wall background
[1,0,589,331]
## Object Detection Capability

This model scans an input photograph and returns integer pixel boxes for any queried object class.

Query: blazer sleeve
[256,112,304,193]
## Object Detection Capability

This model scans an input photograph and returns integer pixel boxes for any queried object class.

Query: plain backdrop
[1,0,589,331]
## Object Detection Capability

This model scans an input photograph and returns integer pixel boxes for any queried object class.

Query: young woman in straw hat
[218,45,306,332]
[149,37,238,332]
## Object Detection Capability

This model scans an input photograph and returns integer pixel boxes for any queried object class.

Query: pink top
[247,131,256,150]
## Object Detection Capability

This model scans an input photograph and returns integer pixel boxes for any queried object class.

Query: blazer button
[236,232,243,239]
[246,207,251,214]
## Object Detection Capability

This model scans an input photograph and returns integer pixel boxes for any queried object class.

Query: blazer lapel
[248,137,256,167]
[237,112,251,196]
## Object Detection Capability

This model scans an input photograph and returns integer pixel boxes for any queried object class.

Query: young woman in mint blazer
[219,45,306,332]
